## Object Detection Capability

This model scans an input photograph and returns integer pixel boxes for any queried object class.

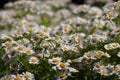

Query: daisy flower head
[93,62,103,70]
[31,35,40,42]
[38,31,48,38]
[25,47,35,55]
[57,73,68,80]
[5,44,14,53]
[0,75,12,80]
[75,36,83,42]
[11,74,24,80]
[104,43,120,50]
[61,45,70,51]
[15,45,25,53]
[22,38,30,44]
[48,57,62,64]
[93,51,104,59]
[107,11,119,19]
[104,44,111,50]
[23,71,34,80]
[84,52,93,59]
[56,62,70,70]
[10,61,20,70]
[29,56,39,64]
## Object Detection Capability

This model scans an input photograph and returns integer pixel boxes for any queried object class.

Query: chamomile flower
[48,57,62,64]
[104,43,120,50]
[23,72,34,80]
[10,61,20,70]
[57,73,68,80]
[15,45,25,53]
[75,36,83,42]
[93,62,103,70]
[0,75,12,80]
[99,69,108,76]
[25,47,35,55]
[29,56,39,64]
[5,44,14,53]
[61,45,70,51]
[104,44,112,50]
[56,62,70,70]
[11,74,24,80]
[38,31,48,38]
[22,38,30,44]
[31,35,40,42]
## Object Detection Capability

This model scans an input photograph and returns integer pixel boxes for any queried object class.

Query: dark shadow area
[0,0,16,9]
[71,0,85,4]
[0,0,119,9]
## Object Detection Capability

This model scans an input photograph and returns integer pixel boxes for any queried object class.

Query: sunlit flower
[48,57,62,64]
[56,62,70,70]
[25,47,34,55]
[23,72,34,80]
[11,74,24,80]
[29,56,39,64]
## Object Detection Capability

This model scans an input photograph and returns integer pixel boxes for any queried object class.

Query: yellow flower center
[94,54,100,59]
[31,58,37,63]
[52,59,59,63]
[99,37,104,41]
[77,37,81,42]
[109,14,113,18]
[60,73,66,78]
[71,59,77,62]
[23,40,27,44]
[63,47,68,51]
[100,71,106,75]
[106,45,111,49]
[5,77,10,80]
[7,46,13,50]
[63,28,68,32]
[86,53,92,58]
[26,50,32,55]
[18,46,23,50]
[60,63,66,68]
[14,76,21,80]
[28,29,33,33]
[35,53,41,57]
[43,29,47,32]
[39,33,45,37]
[24,74,30,79]
[112,44,117,48]
[95,64,101,68]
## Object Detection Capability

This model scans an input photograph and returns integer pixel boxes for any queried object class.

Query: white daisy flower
[29,56,39,64]
[48,57,62,64]
[23,71,34,80]
[56,62,70,70]
[25,47,35,55]
[11,74,24,80]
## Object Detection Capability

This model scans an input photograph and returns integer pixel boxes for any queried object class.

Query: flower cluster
[0,0,120,80]
[1,71,34,80]
[104,43,120,50]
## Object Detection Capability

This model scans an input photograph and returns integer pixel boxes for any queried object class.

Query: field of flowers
[0,0,120,80]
